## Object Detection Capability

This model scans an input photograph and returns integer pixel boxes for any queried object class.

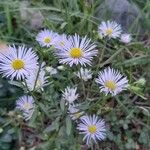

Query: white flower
[0,45,38,80]
[75,67,92,81]
[120,33,132,44]
[98,21,122,39]
[16,95,35,121]
[57,65,65,70]
[95,67,128,96]
[45,66,57,75]
[55,34,97,66]
[77,115,106,145]
[68,104,84,120]
[36,29,58,47]
[62,87,79,103]
[54,34,69,49]
[25,64,48,91]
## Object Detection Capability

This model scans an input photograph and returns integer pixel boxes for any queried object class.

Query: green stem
[78,66,86,98]
[33,63,42,91]
[100,46,125,68]
[89,39,108,96]
[4,4,13,35]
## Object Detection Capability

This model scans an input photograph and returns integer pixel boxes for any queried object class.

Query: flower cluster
[98,20,132,43]
[0,20,131,146]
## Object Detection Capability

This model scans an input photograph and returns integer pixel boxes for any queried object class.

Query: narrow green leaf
[65,116,72,136]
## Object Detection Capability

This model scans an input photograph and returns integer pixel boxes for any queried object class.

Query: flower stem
[78,66,86,98]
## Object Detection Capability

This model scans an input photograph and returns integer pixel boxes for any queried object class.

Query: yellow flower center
[70,48,83,58]
[44,37,51,43]
[74,112,82,119]
[23,102,31,110]
[36,79,42,87]
[106,28,113,35]
[12,59,25,70]
[88,125,97,134]
[105,80,116,90]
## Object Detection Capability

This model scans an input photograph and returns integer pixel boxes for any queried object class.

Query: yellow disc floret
[44,37,51,43]
[105,80,116,91]
[88,125,97,134]
[70,48,83,58]
[106,28,113,35]
[12,59,25,70]
[23,102,31,110]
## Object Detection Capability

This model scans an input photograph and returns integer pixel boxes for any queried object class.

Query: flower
[0,45,38,80]
[57,65,65,70]
[16,95,35,120]
[25,64,48,91]
[45,66,57,75]
[98,21,122,39]
[68,104,84,120]
[120,33,132,43]
[36,29,58,47]
[55,34,97,66]
[54,34,69,49]
[75,67,93,81]
[95,67,128,96]
[77,115,106,145]
[62,86,79,103]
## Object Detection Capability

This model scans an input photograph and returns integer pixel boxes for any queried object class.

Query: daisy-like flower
[77,115,106,145]
[54,34,69,49]
[55,34,97,66]
[120,33,132,44]
[95,67,128,96]
[16,95,35,120]
[25,64,48,91]
[62,86,79,103]
[0,45,38,80]
[68,104,84,120]
[45,66,58,75]
[98,21,122,39]
[36,29,58,47]
[75,67,93,81]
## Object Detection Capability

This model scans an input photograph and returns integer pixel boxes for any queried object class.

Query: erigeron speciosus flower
[120,33,132,44]
[0,45,38,80]
[54,34,69,50]
[16,95,35,121]
[55,34,97,66]
[98,21,122,39]
[45,66,58,75]
[95,67,128,96]
[68,104,84,120]
[77,115,106,145]
[75,67,93,81]
[62,86,79,103]
[36,29,58,47]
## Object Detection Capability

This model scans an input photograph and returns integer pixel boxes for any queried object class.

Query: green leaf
[60,99,65,112]
[65,116,72,136]
[8,80,24,88]
[121,56,150,67]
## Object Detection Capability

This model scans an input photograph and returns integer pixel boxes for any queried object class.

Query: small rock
[96,0,142,32]
[20,1,44,29]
